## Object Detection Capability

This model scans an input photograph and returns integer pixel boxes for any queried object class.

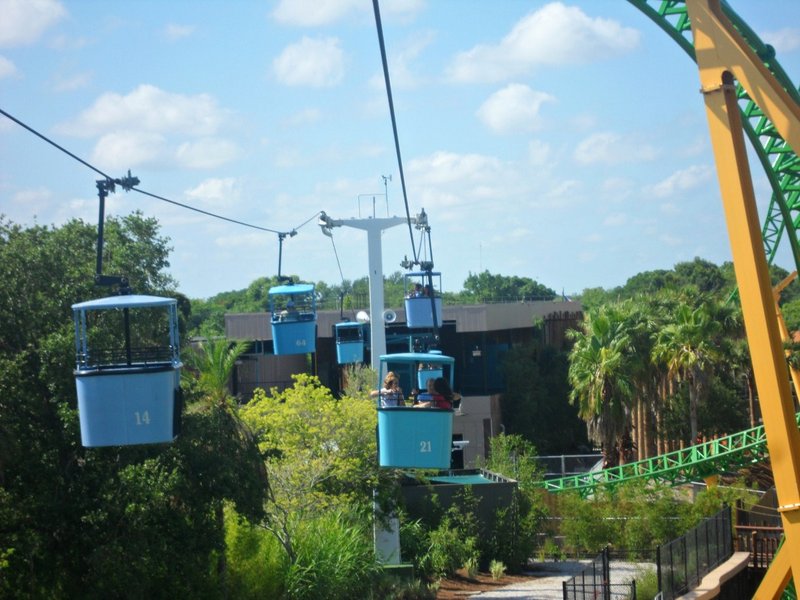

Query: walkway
[471,560,650,599]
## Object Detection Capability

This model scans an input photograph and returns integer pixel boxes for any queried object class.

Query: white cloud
[762,28,800,53]
[272,0,362,26]
[284,108,322,127]
[0,0,66,47]
[90,131,167,170]
[273,37,344,88]
[645,165,713,198]
[271,0,422,26]
[603,213,627,227]
[528,139,551,166]
[59,84,229,137]
[52,71,92,92]
[407,151,504,187]
[0,55,17,78]
[574,131,657,165]
[176,138,239,169]
[185,177,240,208]
[446,2,639,83]
[477,83,554,134]
[163,24,195,41]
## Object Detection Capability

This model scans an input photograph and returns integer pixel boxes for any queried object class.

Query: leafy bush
[489,560,507,580]
[633,566,659,600]
[224,506,288,599]
[464,556,479,578]
[284,509,380,600]
[419,517,478,580]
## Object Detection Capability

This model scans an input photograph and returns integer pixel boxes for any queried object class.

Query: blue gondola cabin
[376,351,455,469]
[335,321,365,364]
[404,271,443,329]
[72,295,182,447]
[269,283,317,355]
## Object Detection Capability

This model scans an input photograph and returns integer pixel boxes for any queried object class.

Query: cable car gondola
[376,351,455,469]
[404,271,443,329]
[73,294,182,447]
[71,174,183,447]
[335,321,366,364]
[269,282,317,355]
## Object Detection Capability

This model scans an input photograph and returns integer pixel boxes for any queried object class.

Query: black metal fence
[656,506,732,600]
[562,546,637,600]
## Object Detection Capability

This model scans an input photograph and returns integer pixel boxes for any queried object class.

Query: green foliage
[461,270,556,303]
[419,516,478,579]
[283,508,380,600]
[183,337,250,405]
[501,344,587,453]
[224,507,288,600]
[633,566,660,600]
[0,215,269,598]
[342,362,378,398]
[558,490,623,555]
[482,433,542,489]
[464,555,479,578]
[489,560,507,580]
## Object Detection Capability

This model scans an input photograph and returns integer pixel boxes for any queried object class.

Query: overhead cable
[0,106,314,236]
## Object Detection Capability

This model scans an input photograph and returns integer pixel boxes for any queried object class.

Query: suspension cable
[0,106,316,236]
[371,0,418,265]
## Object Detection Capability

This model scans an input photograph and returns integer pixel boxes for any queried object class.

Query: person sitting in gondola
[414,377,453,409]
[370,371,405,407]
[414,377,436,405]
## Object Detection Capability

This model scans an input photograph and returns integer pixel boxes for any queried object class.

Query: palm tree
[652,300,723,445]
[568,305,637,467]
[185,338,250,406]
[183,337,268,586]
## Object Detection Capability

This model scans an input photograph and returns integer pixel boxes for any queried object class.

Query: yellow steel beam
[686,0,800,596]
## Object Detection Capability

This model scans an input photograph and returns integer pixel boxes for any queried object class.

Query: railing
[78,345,176,368]
[534,454,603,479]
[657,506,732,600]
[562,546,637,600]
[734,525,782,570]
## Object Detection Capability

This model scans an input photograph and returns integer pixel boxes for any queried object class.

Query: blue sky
[2,0,800,299]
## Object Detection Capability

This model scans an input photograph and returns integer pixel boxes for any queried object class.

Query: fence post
[656,545,662,598]
[694,525,700,588]
[604,545,611,600]
[562,579,567,600]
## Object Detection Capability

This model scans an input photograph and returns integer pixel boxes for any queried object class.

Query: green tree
[239,374,380,563]
[652,300,724,445]
[568,305,638,466]
[0,215,267,598]
[460,271,556,303]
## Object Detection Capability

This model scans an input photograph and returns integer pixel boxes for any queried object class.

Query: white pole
[319,215,410,371]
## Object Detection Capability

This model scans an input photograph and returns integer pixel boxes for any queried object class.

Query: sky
[2,0,800,300]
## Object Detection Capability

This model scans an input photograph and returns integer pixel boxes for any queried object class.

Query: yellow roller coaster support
[686,1,800,597]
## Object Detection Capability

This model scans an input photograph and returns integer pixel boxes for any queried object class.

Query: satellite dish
[356,310,370,324]
[382,309,397,323]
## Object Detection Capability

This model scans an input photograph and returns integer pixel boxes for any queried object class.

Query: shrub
[464,556,479,578]
[420,518,478,579]
[633,566,659,600]
[224,507,288,599]
[489,560,507,580]
[284,509,380,600]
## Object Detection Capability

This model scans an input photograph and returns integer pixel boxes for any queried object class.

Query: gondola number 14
[134,411,151,426]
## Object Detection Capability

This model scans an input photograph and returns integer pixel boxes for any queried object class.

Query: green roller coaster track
[533,412,800,497]
[533,0,800,497]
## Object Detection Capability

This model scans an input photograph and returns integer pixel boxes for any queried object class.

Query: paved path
[471,560,653,599]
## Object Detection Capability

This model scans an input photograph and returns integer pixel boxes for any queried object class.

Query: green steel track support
[626,0,800,272]
[532,412,800,497]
